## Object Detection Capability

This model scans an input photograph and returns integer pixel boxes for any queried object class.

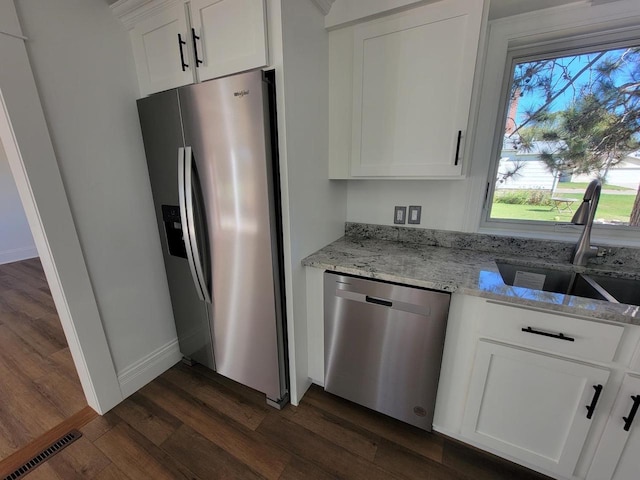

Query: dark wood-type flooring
[6,360,552,479]
[0,258,87,460]
[0,259,553,479]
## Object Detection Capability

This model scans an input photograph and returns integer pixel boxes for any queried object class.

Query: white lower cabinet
[587,374,640,480]
[461,339,610,478]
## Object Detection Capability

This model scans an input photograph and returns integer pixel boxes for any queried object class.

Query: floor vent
[3,430,82,480]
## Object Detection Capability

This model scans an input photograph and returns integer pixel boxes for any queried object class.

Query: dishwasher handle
[365,296,392,307]
[335,288,431,316]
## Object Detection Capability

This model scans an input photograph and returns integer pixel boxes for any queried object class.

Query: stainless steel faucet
[570,179,602,266]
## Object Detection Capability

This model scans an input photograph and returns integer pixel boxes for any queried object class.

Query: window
[487,42,640,228]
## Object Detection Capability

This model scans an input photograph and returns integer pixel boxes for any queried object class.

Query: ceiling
[103,0,606,20]
[488,0,586,20]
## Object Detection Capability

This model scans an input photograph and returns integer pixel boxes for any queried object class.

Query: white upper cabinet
[130,4,195,96]
[190,0,268,83]
[116,0,269,97]
[329,0,486,179]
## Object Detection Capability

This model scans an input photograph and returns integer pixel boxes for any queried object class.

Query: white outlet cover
[408,205,422,224]
[394,206,407,224]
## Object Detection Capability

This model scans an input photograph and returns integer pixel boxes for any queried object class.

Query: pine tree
[508,47,640,224]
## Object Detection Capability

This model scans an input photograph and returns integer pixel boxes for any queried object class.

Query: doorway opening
[0,141,86,460]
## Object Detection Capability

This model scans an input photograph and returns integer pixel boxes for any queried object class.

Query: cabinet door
[587,374,640,480]
[190,0,268,82]
[131,3,195,96]
[350,0,483,177]
[462,340,610,477]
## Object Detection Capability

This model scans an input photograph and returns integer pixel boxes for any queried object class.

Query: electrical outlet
[408,206,422,224]
[394,206,406,224]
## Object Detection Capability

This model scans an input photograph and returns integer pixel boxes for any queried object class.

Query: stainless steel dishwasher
[324,272,450,431]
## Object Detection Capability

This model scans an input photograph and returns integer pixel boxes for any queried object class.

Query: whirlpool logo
[234,90,250,98]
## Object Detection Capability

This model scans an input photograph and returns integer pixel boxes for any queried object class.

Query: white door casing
[0,0,122,414]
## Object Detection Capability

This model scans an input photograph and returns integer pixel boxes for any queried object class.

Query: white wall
[343,0,640,240]
[15,0,179,378]
[330,0,483,232]
[346,179,470,230]
[278,0,348,402]
[0,140,36,263]
[333,0,594,233]
[0,0,121,412]
[326,0,427,28]
[326,0,583,28]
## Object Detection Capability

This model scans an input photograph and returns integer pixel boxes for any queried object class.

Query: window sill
[479,221,640,248]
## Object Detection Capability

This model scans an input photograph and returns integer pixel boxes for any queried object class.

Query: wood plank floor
[0,258,87,460]
[0,258,553,479]
[13,361,553,479]
[0,406,97,478]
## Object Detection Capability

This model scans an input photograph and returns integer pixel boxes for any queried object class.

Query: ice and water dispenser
[161,205,187,259]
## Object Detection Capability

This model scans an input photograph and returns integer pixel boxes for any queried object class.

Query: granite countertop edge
[302,237,640,326]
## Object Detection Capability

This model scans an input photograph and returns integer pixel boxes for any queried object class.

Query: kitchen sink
[570,274,614,302]
[581,274,640,306]
[496,263,574,295]
[495,262,629,304]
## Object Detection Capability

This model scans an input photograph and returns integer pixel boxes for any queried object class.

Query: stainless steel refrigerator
[137,70,288,408]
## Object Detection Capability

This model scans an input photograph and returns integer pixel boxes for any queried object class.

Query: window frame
[486,37,640,226]
[466,0,640,247]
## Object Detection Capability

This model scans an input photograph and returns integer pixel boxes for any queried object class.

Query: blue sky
[513,46,636,125]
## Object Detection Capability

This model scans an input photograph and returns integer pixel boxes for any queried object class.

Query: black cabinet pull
[623,395,640,431]
[586,384,603,419]
[521,326,575,342]
[454,130,462,166]
[191,28,203,67]
[365,296,392,307]
[178,33,188,71]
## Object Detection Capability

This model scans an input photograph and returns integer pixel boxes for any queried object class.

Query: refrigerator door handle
[178,147,210,303]
[184,146,212,304]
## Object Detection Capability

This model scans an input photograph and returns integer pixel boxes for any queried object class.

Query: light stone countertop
[302,236,640,325]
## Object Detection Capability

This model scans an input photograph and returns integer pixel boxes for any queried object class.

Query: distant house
[572,153,640,189]
[496,138,640,190]
[497,137,564,190]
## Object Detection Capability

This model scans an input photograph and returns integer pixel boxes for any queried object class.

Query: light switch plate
[408,206,422,224]
[394,206,407,224]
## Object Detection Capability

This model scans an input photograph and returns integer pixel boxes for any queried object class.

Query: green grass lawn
[490,193,635,223]
[558,181,635,191]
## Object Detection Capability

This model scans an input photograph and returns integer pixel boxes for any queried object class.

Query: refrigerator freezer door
[137,90,214,370]
[179,71,284,401]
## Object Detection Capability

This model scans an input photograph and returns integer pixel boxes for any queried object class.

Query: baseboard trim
[292,377,313,406]
[0,246,38,265]
[118,338,182,398]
